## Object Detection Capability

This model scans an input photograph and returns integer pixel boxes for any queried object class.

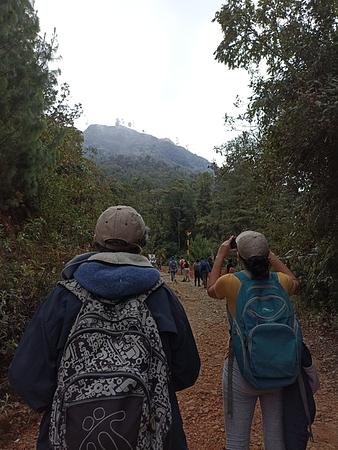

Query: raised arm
[268,252,298,281]
[268,251,299,292]
[207,236,234,298]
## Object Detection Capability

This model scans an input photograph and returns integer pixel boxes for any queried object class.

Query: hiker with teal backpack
[207,231,319,450]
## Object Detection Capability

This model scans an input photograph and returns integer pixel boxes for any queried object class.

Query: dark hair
[241,255,269,279]
[226,262,234,274]
[94,239,142,254]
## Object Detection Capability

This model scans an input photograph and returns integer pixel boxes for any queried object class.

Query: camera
[230,236,237,249]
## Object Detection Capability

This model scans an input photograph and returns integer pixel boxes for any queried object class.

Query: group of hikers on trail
[9,205,319,450]
[169,256,212,288]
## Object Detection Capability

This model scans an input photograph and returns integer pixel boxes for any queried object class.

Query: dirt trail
[1,271,337,449]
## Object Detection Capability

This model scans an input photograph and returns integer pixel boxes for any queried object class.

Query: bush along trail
[1,271,338,450]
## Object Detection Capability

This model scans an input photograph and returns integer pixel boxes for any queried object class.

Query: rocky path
[1,271,337,449]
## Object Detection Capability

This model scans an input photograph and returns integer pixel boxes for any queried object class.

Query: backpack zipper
[242,295,288,321]
[78,312,169,364]
[64,392,144,407]
[66,327,151,348]
[80,311,140,324]
[247,284,280,292]
[65,325,167,364]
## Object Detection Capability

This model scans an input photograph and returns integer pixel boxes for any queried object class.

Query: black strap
[225,303,235,418]
[227,338,234,418]
[298,373,314,442]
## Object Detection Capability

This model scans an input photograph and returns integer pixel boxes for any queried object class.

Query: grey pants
[223,358,285,450]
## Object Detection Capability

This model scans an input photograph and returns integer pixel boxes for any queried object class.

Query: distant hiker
[179,257,185,275]
[207,231,318,450]
[199,258,211,288]
[9,205,200,450]
[182,260,190,282]
[207,256,214,270]
[193,259,201,287]
[169,256,178,283]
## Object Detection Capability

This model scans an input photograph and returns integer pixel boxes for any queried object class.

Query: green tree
[0,0,57,210]
[39,126,115,246]
[189,234,213,261]
[199,133,264,245]
[214,0,338,311]
[193,172,214,235]
[161,180,196,253]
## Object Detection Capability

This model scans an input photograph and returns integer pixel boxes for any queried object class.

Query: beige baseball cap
[236,230,269,259]
[94,205,146,249]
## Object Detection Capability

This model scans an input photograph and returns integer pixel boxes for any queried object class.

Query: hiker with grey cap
[9,205,200,450]
[207,231,318,450]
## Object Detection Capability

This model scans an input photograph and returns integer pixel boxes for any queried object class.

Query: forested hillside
[84,124,210,174]
[1,0,338,380]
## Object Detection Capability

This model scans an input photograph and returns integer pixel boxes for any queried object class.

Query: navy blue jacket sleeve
[8,285,81,412]
[146,284,200,392]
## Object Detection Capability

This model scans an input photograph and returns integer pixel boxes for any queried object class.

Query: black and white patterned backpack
[49,279,172,450]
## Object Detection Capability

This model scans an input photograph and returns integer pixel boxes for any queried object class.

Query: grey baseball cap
[236,230,269,259]
[94,205,146,249]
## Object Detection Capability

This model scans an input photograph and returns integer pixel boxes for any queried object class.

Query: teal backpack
[229,271,303,390]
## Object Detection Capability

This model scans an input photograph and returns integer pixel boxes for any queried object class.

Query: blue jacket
[168,259,177,272]
[199,259,211,273]
[9,252,200,450]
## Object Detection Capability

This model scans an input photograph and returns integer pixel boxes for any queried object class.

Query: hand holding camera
[230,236,237,249]
[217,235,237,259]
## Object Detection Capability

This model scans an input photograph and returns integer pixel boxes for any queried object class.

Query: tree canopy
[0,0,58,210]
[213,0,338,310]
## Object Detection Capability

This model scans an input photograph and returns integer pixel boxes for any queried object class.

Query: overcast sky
[34,0,250,163]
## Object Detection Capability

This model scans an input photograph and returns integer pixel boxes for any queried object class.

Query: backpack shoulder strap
[270,271,279,283]
[234,270,250,283]
[58,279,90,303]
[235,270,280,283]
[137,279,164,303]
[269,272,293,298]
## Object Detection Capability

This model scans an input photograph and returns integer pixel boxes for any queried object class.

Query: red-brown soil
[1,271,337,449]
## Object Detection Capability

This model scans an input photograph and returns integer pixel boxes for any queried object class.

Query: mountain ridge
[83,124,210,173]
